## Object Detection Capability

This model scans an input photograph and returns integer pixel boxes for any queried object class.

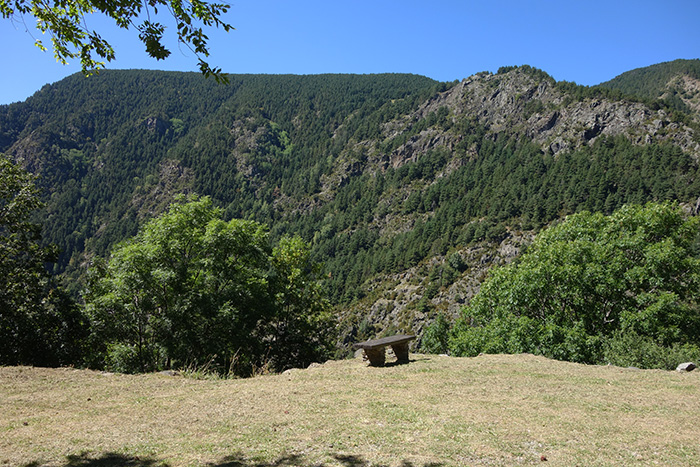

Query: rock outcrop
[676,362,697,372]
[410,67,700,160]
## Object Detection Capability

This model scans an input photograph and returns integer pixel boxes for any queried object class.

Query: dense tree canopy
[448,202,700,369]
[84,195,334,375]
[0,154,85,366]
[2,70,699,314]
[0,0,232,79]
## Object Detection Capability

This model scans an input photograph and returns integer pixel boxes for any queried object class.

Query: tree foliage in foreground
[0,0,232,80]
[84,195,334,375]
[448,202,700,369]
[0,154,86,366]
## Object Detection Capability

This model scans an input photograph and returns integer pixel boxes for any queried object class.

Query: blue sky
[1,0,698,105]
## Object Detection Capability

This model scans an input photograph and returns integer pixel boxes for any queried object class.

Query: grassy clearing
[1,353,699,466]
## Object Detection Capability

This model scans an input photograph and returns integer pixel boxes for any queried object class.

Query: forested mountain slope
[598,58,700,116]
[0,71,441,277]
[1,64,699,346]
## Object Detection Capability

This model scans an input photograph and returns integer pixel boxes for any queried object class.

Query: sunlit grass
[1,354,699,466]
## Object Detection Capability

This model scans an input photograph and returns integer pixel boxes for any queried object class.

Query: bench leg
[391,342,410,363]
[363,348,386,366]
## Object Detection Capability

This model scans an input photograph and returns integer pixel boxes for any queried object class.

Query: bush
[449,202,700,369]
[602,332,700,370]
[422,313,451,354]
[105,343,153,374]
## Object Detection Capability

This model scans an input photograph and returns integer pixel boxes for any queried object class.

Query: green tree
[85,195,333,375]
[0,0,232,80]
[268,235,334,371]
[0,154,86,366]
[449,202,700,368]
[85,195,271,373]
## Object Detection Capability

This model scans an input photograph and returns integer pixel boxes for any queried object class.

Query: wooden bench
[353,335,416,366]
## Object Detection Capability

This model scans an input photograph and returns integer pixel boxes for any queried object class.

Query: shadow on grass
[369,356,431,368]
[22,452,445,467]
[21,452,168,467]
[330,455,443,467]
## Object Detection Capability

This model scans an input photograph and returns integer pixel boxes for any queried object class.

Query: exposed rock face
[385,68,700,162]
[129,159,195,220]
[340,230,534,346]
[142,116,169,135]
[318,67,700,212]
[320,68,700,207]
[663,74,700,115]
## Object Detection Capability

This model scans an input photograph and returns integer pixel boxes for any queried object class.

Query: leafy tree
[85,195,271,373]
[84,195,334,375]
[268,235,334,371]
[449,202,700,369]
[0,154,86,366]
[0,0,232,80]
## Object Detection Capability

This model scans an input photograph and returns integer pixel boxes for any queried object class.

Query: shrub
[602,332,700,370]
[449,202,700,369]
[422,313,451,354]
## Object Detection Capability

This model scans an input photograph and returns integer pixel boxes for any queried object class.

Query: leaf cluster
[0,0,232,80]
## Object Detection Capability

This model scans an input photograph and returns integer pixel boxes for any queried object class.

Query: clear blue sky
[1,0,698,105]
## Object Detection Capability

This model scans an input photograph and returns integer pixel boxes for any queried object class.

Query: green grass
[1,353,699,466]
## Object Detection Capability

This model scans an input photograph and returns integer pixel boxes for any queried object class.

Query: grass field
[1,353,699,466]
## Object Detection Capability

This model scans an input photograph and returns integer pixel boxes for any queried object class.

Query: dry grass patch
[1,354,699,466]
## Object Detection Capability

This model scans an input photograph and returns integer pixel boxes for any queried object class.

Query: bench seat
[353,334,416,366]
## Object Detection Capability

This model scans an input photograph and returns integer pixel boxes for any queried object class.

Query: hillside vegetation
[598,59,700,114]
[1,62,700,370]
[2,354,700,467]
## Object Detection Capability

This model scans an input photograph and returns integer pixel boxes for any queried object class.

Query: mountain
[1,64,699,346]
